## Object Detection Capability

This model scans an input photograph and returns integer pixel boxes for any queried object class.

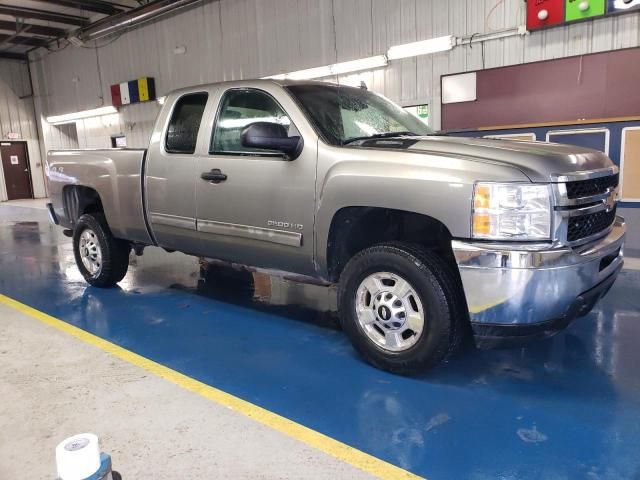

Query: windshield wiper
[342,131,418,145]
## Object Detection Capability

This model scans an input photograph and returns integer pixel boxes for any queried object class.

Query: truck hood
[351,135,614,182]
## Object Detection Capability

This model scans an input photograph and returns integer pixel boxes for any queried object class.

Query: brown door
[1,142,32,200]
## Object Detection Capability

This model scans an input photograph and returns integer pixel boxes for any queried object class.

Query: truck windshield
[286,83,433,146]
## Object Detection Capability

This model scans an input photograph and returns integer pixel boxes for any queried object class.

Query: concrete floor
[0,303,373,480]
[2,197,50,209]
[2,204,640,479]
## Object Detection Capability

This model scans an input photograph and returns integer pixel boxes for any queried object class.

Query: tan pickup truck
[46,79,625,373]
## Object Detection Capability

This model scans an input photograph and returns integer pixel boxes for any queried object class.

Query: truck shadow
[169,261,342,332]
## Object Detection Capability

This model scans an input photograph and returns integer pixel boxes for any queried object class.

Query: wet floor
[2,205,640,479]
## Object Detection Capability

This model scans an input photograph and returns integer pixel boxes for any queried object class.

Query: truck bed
[46,148,153,245]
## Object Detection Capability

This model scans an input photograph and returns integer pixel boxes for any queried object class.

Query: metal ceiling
[0,0,142,60]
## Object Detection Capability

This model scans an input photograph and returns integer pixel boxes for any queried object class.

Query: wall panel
[27,0,640,151]
[442,47,640,130]
[0,60,37,140]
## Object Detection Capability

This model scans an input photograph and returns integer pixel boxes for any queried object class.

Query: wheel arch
[62,185,105,228]
[324,206,458,283]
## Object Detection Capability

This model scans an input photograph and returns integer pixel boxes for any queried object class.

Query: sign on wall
[607,0,640,14]
[527,0,640,31]
[404,105,429,126]
[442,73,477,104]
[110,77,156,107]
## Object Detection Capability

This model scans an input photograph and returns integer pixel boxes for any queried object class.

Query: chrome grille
[553,167,619,245]
[566,173,619,199]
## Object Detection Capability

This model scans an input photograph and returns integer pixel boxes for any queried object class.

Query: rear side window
[165,93,208,154]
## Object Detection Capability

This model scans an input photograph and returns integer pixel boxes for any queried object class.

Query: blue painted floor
[2,205,640,480]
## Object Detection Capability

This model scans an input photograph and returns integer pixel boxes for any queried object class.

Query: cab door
[145,91,209,253]
[195,87,318,276]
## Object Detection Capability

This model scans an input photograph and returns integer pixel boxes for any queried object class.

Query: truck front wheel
[73,213,130,288]
[338,243,465,374]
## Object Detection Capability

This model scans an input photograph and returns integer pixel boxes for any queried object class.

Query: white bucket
[55,433,101,480]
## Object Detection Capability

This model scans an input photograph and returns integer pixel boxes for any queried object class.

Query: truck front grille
[567,206,617,242]
[566,173,619,199]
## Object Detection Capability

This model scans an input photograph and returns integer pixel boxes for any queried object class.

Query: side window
[165,92,208,154]
[211,89,299,155]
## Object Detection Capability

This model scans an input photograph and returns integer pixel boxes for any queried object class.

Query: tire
[73,213,130,288]
[338,243,466,374]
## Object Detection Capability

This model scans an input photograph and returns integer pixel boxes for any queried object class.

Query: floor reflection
[3,205,640,479]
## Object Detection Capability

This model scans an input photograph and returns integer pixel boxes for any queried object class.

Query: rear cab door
[145,88,211,253]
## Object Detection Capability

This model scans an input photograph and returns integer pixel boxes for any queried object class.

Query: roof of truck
[165,78,356,97]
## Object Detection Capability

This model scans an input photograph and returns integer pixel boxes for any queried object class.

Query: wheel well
[326,207,457,282]
[62,185,104,226]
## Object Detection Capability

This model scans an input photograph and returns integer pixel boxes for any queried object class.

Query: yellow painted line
[0,293,422,480]
[468,298,509,314]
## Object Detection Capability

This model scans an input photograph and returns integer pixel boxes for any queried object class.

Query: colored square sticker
[527,0,565,30]
[607,0,640,14]
[128,80,140,103]
[138,78,149,102]
[119,82,130,105]
[566,0,606,21]
[110,84,122,107]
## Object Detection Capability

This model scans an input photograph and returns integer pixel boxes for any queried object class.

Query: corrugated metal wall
[29,0,640,150]
[0,59,47,201]
[0,59,38,140]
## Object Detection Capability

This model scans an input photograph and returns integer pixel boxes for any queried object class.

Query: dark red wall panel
[442,47,640,130]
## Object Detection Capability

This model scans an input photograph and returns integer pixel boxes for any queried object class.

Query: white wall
[0,59,47,201]
[29,0,640,152]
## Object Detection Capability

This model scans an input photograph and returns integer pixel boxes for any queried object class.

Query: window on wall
[165,92,208,154]
[211,89,298,155]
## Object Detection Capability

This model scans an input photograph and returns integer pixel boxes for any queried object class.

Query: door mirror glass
[241,122,303,159]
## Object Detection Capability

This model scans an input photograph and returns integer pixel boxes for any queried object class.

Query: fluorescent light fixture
[387,35,454,60]
[329,56,388,76]
[46,106,118,124]
[264,55,387,81]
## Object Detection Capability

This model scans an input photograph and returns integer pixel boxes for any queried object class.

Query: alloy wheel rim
[355,271,425,352]
[79,229,103,276]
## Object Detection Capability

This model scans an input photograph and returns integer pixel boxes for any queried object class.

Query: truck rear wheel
[338,243,465,374]
[73,213,130,288]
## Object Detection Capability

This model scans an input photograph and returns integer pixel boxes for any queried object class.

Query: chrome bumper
[452,216,626,330]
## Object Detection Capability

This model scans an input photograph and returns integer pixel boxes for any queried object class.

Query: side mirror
[240,122,303,160]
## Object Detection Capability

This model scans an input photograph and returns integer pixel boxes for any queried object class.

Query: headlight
[472,182,551,240]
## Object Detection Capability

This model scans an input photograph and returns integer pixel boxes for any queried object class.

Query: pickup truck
[46,79,626,373]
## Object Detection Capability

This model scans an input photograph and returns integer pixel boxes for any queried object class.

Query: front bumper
[452,216,626,348]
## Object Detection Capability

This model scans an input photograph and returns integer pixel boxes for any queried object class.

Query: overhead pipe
[77,0,203,42]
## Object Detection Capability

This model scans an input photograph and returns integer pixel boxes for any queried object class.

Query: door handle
[200,168,227,184]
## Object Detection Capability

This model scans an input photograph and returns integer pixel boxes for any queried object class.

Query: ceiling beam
[0,51,27,60]
[0,33,50,47]
[0,5,89,26]
[0,20,66,38]
[33,0,124,16]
